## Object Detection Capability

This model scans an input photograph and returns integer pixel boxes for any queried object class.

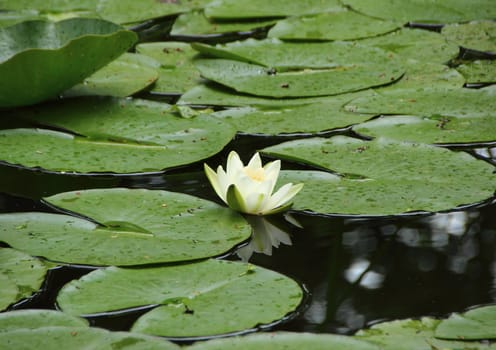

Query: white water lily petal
[204,151,303,215]
[265,183,304,212]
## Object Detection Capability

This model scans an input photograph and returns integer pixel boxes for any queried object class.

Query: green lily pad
[0,18,137,108]
[189,332,380,350]
[135,42,201,94]
[171,10,276,36]
[0,248,48,310]
[0,97,236,173]
[0,188,251,266]
[210,92,373,135]
[353,115,496,145]
[377,60,464,91]
[179,83,367,107]
[204,0,344,19]
[0,309,88,331]
[435,304,496,340]
[268,10,400,41]
[357,28,459,64]
[457,60,496,83]
[96,0,209,25]
[344,87,496,118]
[57,259,304,337]
[355,318,492,350]
[341,0,496,23]
[262,137,496,215]
[193,38,401,70]
[63,53,160,98]
[0,0,98,12]
[442,20,496,53]
[193,40,404,97]
[0,9,42,27]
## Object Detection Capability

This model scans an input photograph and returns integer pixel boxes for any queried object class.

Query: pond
[0,0,496,349]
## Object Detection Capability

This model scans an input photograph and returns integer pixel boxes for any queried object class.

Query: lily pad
[0,309,88,331]
[0,97,236,173]
[355,317,492,350]
[262,137,496,215]
[188,332,380,350]
[210,92,373,135]
[457,60,496,83]
[0,248,48,310]
[171,10,276,36]
[268,10,400,41]
[442,20,496,53]
[96,0,209,25]
[344,87,496,118]
[0,0,98,12]
[193,40,404,97]
[377,60,464,91]
[193,38,402,70]
[57,259,304,338]
[179,83,364,107]
[0,18,137,108]
[0,188,251,265]
[341,0,496,23]
[63,53,160,98]
[357,28,459,64]
[204,0,344,19]
[435,304,496,340]
[353,115,496,145]
[135,42,202,94]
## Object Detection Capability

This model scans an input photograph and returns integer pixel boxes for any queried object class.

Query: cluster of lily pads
[0,0,496,348]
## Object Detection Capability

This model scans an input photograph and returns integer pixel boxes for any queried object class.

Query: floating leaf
[435,304,496,340]
[96,0,209,24]
[171,10,276,36]
[193,40,404,97]
[136,42,202,94]
[63,53,160,98]
[0,18,137,108]
[0,327,180,349]
[179,83,354,107]
[457,60,496,83]
[204,0,344,19]
[57,259,304,338]
[353,115,496,145]
[268,10,400,41]
[357,28,459,64]
[0,248,48,310]
[0,97,236,173]
[0,309,88,331]
[341,0,496,23]
[355,318,489,350]
[262,137,496,215]
[344,87,496,118]
[189,332,381,350]
[0,0,98,12]
[193,38,401,70]
[0,188,251,265]
[377,60,464,91]
[210,92,373,135]
[442,20,496,53]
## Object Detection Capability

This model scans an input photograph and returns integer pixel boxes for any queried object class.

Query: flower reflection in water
[236,215,295,262]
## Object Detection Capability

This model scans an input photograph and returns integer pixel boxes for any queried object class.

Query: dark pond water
[1,136,495,339]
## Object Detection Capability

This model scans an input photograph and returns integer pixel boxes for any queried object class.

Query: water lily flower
[204,151,303,215]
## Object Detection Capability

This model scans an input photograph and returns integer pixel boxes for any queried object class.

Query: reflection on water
[236,215,293,262]
[0,154,495,336]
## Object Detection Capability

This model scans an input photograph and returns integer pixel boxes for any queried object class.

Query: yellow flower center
[244,167,265,182]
